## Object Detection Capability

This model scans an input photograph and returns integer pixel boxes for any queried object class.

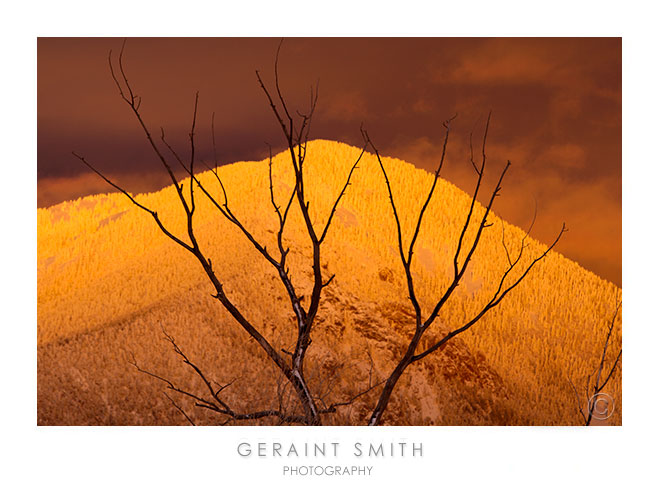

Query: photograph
[37,37,621,427]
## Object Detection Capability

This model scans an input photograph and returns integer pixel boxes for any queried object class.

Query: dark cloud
[37,37,621,284]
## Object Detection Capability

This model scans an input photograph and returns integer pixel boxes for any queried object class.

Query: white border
[4,1,657,485]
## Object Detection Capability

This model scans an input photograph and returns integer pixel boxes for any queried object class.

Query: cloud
[411,98,433,114]
[38,171,174,208]
[321,91,369,121]
[439,40,558,86]
[433,38,620,135]
[435,38,616,90]
[537,144,586,170]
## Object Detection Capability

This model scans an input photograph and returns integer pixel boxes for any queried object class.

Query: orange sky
[37,37,621,285]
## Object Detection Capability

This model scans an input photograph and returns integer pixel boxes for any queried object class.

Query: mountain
[37,140,621,425]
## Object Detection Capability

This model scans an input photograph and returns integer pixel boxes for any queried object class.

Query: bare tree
[76,40,566,426]
[361,114,566,425]
[74,40,375,425]
[569,302,622,425]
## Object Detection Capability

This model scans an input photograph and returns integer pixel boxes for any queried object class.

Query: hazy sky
[37,37,621,285]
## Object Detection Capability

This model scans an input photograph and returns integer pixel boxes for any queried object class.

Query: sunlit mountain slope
[37,140,621,425]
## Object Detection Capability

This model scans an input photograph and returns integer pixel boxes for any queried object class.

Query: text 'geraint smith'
[237,441,423,457]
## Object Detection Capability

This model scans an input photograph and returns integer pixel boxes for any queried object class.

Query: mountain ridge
[37,139,621,425]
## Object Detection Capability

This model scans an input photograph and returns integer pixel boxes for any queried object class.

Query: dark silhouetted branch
[130,329,307,425]
[363,113,565,425]
[319,144,366,244]
[80,40,366,426]
[570,301,622,425]
[164,392,196,426]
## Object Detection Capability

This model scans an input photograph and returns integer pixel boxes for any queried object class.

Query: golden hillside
[37,139,621,425]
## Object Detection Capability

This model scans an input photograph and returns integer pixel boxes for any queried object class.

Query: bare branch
[256,70,292,145]
[319,144,367,244]
[568,377,588,425]
[568,301,622,425]
[72,152,194,252]
[594,301,622,390]
[454,112,491,278]
[361,127,419,321]
[320,379,387,414]
[365,113,566,425]
[108,40,193,219]
[321,274,336,289]
[274,39,294,140]
[164,392,196,426]
[413,223,566,362]
[132,331,310,425]
[406,115,457,267]
[188,91,199,215]
[210,112,230,206]
[599,350,622,392]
